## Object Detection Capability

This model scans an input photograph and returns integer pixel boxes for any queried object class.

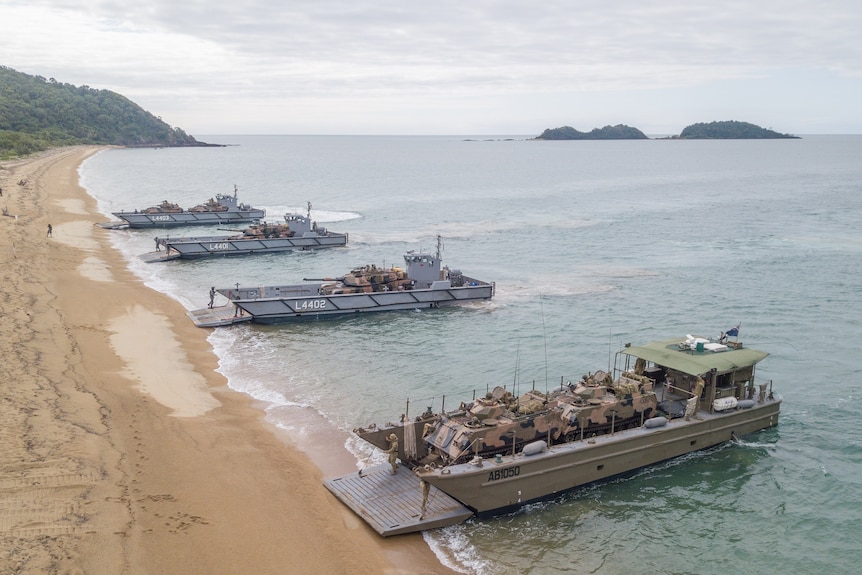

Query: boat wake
[496,279,616,301]
[424,523,495,575]
[731,436,779,451]
[261,206,362,223]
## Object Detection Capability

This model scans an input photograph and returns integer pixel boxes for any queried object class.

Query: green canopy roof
[622,337,768,376]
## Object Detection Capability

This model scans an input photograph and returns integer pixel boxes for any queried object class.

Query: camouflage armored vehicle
[239,221,294,238]
[320,264,413,294]
[142,200,183,214]
[359,370,658,466]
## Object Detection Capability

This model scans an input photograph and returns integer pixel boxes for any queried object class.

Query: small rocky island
[537,124,648,140]
[536,120,798,140]
[675,121,799,139]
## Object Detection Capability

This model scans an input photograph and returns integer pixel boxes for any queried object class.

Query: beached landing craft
[325,333,781,536]
[102,185,265,229]
[139,203,348,262]
[187,236,494,327]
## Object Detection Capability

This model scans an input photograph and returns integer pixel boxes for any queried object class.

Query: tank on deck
[415,372,658,466]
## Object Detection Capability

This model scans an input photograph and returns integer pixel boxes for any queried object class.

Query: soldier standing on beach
[47,223,52,237]
[208,286,216,309]
[386,433,399,475]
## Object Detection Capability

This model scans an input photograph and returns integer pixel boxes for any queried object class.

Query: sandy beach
[0,147,457,574]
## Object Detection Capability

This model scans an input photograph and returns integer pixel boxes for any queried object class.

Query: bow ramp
[186,305,253,327]
[324,464,473,536]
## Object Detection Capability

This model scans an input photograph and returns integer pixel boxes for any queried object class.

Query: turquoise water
[81,135,862,574]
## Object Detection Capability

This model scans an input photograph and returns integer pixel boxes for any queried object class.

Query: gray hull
[113,209,265,228]
[157,233,347,259]
[419,398,780,515]
[188,237,495,326]
[224,280,494,324]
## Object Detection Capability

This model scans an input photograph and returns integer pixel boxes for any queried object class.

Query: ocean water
[80,135,862,575]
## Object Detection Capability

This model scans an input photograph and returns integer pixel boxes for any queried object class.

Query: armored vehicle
[418,372,658,465]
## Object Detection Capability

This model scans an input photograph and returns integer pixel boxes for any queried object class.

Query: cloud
[3,1,862,133]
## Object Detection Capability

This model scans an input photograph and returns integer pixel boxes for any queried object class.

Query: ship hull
[161,233,347,258]
[419,399,780,516]
[112,210,265,228]
[221,281,494,324]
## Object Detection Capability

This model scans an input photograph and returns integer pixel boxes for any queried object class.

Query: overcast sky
[2,1,861,136]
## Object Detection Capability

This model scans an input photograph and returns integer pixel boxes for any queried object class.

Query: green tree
[0,65,212,158]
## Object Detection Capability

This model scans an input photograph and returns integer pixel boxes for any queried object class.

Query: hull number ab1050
[488,466,520,482]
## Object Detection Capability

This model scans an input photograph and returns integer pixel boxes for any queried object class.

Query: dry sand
[0,147,459,574]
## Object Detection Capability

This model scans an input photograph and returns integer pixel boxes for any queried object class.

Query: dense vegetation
[677,120,798,139]
[0,66,210,159]
[537,124,648,140]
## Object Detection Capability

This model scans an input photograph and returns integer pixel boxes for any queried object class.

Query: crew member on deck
[420,478,430,518]
[386,434,399,475]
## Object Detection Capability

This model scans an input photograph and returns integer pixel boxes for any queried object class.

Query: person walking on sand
[47,223,53,237]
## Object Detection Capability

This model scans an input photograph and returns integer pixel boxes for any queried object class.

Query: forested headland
[0,66,213,159]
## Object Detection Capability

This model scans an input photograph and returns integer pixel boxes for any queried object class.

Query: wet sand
[0,147,457,574]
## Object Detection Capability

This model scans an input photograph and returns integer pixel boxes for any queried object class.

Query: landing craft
[187,236,494,327]
[326,333,781,536]
[139,202,347,261]
[102,185,265,229]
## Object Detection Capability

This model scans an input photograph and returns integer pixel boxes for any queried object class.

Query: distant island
[537,124,648,140]
[675,121,799,139]
[0,66,216,159]
[536,120,799,140]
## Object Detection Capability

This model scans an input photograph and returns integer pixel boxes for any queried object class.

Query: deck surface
[96,221,129,229]
[187,305,254,327]
[139,250,181,263]
[324,464,473,536]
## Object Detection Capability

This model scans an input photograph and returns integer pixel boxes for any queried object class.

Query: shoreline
[0,147,458,574]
